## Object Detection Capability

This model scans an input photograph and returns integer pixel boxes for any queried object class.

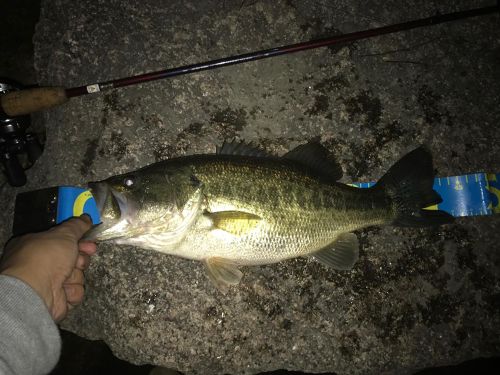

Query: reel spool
[0,79,43,187]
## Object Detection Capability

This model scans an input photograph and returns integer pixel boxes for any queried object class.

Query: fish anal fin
[206,211,261,236]
[204,257,243,293]
[311,232,359,270]
[283,140,343,182]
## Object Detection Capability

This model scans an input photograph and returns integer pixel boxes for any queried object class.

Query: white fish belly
[146,214,341,266]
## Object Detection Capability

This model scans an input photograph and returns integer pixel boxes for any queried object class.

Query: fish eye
[123,176,135,188]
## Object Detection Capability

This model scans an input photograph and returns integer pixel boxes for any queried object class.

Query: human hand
[0,216,97,322]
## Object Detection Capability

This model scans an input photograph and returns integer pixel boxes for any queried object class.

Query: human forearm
[0,275,61,375]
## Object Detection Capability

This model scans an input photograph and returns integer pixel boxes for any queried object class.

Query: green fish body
[88,141,452,291]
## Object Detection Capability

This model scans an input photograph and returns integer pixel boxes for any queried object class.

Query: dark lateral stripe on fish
[19,171,498,234]
[57,172,500,223]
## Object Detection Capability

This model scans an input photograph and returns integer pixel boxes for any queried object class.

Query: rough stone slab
[1,0,499,374]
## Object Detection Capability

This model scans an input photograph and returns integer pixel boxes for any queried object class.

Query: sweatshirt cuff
[0,275,61,375]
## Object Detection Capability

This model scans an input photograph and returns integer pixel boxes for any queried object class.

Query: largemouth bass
[87,141,452,291]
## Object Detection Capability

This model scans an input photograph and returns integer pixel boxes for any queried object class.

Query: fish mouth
[88,182,110,216]
[88,182,130,218]
[85,182,127,240]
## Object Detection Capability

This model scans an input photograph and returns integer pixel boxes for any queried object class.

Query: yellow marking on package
[73,191,93,216]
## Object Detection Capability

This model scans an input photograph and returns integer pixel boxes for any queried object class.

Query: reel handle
[2,153,27,187]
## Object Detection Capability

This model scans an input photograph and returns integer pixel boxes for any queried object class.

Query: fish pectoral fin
[205,211,261,236]
[311,233,359,270]
[204,257,243,293]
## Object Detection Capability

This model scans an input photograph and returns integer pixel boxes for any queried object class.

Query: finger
[75,253,91,270]
[54,215,93,240]
[78,241,97,255]
[54,305,69,323]
[64,284,84,305]
[65,268,84,285]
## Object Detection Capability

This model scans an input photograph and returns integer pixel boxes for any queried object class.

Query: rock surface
[1,0,499,373]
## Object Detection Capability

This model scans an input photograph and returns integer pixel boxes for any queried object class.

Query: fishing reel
[0,79,44,186]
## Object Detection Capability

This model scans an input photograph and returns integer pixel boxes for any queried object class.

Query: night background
[1,1,499,374]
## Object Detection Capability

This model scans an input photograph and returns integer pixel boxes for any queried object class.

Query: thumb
[53,215,93,240]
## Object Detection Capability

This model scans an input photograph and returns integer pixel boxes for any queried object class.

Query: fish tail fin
[375,146,454,227]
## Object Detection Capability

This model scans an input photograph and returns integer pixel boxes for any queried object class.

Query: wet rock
[1,0,499,374]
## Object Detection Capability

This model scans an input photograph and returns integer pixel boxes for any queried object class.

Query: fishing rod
[1,3,498,117]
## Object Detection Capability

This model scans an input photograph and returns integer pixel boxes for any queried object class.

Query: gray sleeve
[0,275,61,375]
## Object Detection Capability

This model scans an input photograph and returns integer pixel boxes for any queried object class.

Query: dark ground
[0,0,499,374]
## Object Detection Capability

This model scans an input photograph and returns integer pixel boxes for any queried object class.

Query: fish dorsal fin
[283,141,343,182]
[205,211,261,236]
[216,140,272,158]
[311,233,359,270]
[204,257,243,293]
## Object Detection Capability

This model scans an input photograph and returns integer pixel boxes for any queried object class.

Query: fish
[87,140,453,291]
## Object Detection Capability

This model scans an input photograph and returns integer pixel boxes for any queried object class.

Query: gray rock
[2,0,500,373]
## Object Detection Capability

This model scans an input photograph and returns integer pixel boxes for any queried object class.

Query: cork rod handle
[0,87,68,117]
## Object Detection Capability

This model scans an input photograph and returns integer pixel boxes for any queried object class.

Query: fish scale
[87,142,453,290]
[167,157,394,264]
